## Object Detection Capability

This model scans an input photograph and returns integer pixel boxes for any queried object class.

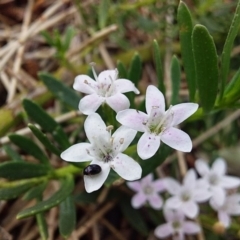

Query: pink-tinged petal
[84,113,109,143]
[165,196,182,209]
[154,223,173,238]
[73,75,96,94]
[106,93,130,112]
[212,158,226,175]
[141,173,154,185]
[127,181,142,192]
[218,211,231,228]
[146,85,165,115]
[79,94,103,115]
[163,207,175,221]
[153,179,165,192]
[161,127,192,152]
[183,169,196,190]
[171,103,198,126]
[195,159,210,176]
[211,187,226,206]
[112,126,137,152]
[112,153,142,181]
[116,109,148,132]
[98,69,116,85]
[182,201,199,218]
[220,176,240,189]
[84,163,110,193]
[175,232,184,240]
[193,189,211,202]
[225,194,240,215]
[137,132,160,160]
[183,221,200,234]
[174,209,185,221]
[61,143,92,162]
[148,194,163,209]
[115,79,139,94]
[131,192,147,208]
[164,177,181,195]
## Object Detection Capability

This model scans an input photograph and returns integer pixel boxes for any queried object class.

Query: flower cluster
[61,67,198,193]
[127,158,240,239]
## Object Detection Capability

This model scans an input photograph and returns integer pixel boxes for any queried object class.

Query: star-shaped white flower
[127,173,165,209]
[73,65,139,115]
[116,85,198,159]
[164,169,211,219]
[154,207,201,240]
[61,113,142,193]
[210,194,240,228]
[195,158,240,206]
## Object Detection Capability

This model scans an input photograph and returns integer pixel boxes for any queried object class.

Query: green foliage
[36,212,49,240]
[117,60,128,78]
[3,145,24,161]
[23,182,48,201]
[98,0,110,29]
[192,24,219,112]
[128,52,142,86]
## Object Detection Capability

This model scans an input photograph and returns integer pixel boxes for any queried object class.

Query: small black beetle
[83,164,102,175]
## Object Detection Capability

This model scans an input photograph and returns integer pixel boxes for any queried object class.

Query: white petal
[114,79,139,94]
[165,196,182,209]
[154,223,173,238]
[195,159,210,176]
[211,187,226,206]
[106,93,130,112]
[183,221,200,234]
[127,181,142,192]
[84,163,110,193]
[220,176,240,189]
[212,158,226,176]
[61,143,92,162]
[116,109,148,132]
[73,75,96,94]
[146,85,165,115]
[164,177,181,195]
[137,132,160,160]
[193,189,211,202]
[148,194,163,209]
[161,127,192,152]
[84,113,109,143]
[225,194,240,215]
[183,169,196,190]
[131,192,147,208]
[218,211,231,228]
[112,153,142,181]
[79,94,103,115]
[98,69,116,85]
[182,201,199,218]
[171,103,198,126]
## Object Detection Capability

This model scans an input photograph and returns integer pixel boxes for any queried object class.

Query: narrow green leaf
[23,99,58,132]
[17,175,74,219]
[52,125,70,149]
[9,134,49,165]
[117,60,128,78]
[39,73,80,109]
[41,31,54,46]
[0,182,35,200]
[220,0,240,99]
[170,55,181,105]
[128,52,142,86]
[98,0,109,29]
[192,24,219,112]
[36,212,48,240]
[74,191,100,204]
[28,124,61,156]
[63,27,75,52]
[0,161,51,180]
[3,145,24,161]
[23,182,48,201]
[152,40,165,95]
[177,1,196,100]
[59,195,76,238]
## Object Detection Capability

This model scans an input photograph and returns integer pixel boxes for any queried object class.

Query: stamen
[155,105,173,132]
[119,138,124,144]
[93,137,108,156]
[90,62,98,82]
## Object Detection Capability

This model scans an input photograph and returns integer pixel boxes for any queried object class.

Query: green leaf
[59,195,76,238]
[9,134,49,165]
[17,175,74,219]
[170,55,181,105]
[36,212,48,240]
[74,191,100,204]
[98,0,110,29]
[39,73,80,109]
[41,31,54,46]
[28,124,61,156]
[0,161,51,180]
[117,60,128,78]
[152,40,165,96]
[177,1,196,101]
[0,182,35,200]
[128,52,142,86]
[220,0,240,99]
[23,99,58,132]
[63,27,75,52]
[23,182,48,201]
[3,145,24,161]
[192,24,219,112]
[52,125,70,150]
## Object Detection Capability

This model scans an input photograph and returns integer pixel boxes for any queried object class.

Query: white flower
[60,113,142,193]
[154,207,201,240]
[210,194,240,228]
[73,64,139,115]
[127,173,165,209]
[116,85,198,159]
[164,169,211,219]
[195,158,240,206]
